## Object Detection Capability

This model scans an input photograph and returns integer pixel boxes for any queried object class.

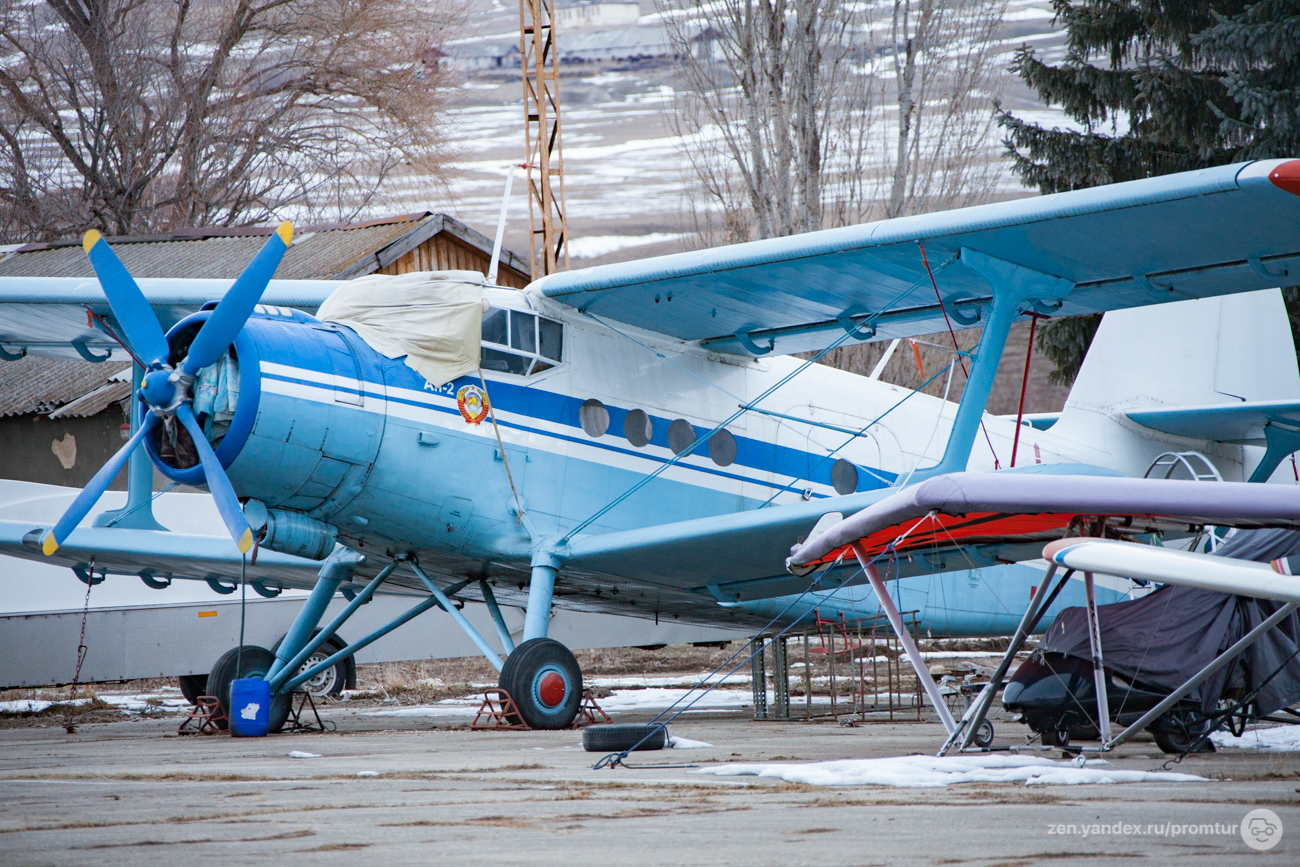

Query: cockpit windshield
[481,306,563,375]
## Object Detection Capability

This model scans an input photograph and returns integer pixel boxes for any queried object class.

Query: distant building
[0,212,529,287]
[451,40,521,71]
[0,212,529,488]
[555,0,641,30]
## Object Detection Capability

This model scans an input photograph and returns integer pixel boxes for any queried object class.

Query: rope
[595,518,933,770]
[1010,313,1041,467]
[477,370,527,528]
[918,241,1001,470]
[237,552,247,678]
[756,358,958,508]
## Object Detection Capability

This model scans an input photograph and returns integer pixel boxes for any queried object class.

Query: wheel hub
[537,671,567,708]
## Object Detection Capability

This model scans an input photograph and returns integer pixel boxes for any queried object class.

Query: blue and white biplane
[2,158,1300,731]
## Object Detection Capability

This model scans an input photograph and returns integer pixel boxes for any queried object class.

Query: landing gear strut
[498,638,583,729]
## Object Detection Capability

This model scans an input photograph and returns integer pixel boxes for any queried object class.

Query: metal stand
[853,545,956,734]
[177,696,224,735]
[284,691,335,733]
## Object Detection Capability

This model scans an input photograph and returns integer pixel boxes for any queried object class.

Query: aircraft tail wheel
[972,720,994,748]
[207,645,292,733]
[498,638,583,730]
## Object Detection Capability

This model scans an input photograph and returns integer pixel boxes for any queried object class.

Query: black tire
[498,638,583,730]
[582,723,669,753]
[1040,728,1069,748]
[207,645,291,733]
[973,720,995,748]
[1153,728,1216,755]
[271,630,353,697]
[178,674,208,705]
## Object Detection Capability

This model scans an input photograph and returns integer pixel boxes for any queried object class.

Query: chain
[63,558,95,733]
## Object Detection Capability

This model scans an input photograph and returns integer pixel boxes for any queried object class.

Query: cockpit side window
[481,306,563,375]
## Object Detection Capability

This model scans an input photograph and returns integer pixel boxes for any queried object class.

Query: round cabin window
[708,429,737,467]
[831,459,859,495]
[579,399,609,437]
[624,409,653,447]
[667,419,697,456]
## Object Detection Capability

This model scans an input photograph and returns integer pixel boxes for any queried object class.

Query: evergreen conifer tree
[998,0,1300,383]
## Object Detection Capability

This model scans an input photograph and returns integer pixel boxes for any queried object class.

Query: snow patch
[289,751,322,759]
[693,754,1207,787]
[669,735,714,749]
[1211,726,1300,751]
[566,233,686,259]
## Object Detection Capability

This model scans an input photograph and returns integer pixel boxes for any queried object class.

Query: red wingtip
[1268,160,1300,197]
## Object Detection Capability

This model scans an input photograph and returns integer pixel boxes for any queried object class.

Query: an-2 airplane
[2,159,1300,732]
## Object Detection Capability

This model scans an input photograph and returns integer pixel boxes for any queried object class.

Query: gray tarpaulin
[1041,529,1300,715]
[316,271,486,388]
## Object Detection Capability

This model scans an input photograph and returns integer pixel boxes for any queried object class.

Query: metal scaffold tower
[519,0,569,279]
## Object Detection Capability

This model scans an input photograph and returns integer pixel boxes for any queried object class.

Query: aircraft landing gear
[208,645,292,733]
[498,638,583,729]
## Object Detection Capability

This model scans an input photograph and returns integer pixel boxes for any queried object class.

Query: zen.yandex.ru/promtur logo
[1045,809,1283,851]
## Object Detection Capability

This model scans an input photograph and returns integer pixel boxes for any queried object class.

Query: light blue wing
[535,159,1300,355]
[0,277,332,361]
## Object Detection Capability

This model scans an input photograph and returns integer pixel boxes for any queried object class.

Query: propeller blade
[175,403,254,553]
[42,412,159,556]
[182,222,293,376]
[83,231,172,367]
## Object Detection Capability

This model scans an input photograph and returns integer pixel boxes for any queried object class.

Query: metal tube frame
[265,567,348,683]
[280,595,447,693]
[266,562,398,691]
[941,563,1068,755]
[480,579,516,655]
[1083,572,1114,743]
[410,563,506,671]
[854,544,957,734]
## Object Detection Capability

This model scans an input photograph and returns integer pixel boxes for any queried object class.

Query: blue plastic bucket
[228,679,271,737]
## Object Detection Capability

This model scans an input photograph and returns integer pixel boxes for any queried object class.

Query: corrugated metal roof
[0,356,130,417]
[0,215,427,280]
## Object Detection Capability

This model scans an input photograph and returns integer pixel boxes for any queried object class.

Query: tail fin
[1050,289,1300,478]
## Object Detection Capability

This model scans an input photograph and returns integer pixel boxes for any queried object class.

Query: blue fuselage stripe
[259,366,897,495]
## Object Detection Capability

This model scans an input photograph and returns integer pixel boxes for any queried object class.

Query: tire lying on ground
[582,723,669,752]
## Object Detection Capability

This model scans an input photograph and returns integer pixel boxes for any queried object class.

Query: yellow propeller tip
[238,528,254,553]
[82,230,101,254]
[275,222,293,246]
[42,533,59,556]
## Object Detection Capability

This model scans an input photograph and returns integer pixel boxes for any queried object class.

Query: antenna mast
[519,0,569,279]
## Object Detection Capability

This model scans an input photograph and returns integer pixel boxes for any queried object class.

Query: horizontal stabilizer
[1126,400,1300,444]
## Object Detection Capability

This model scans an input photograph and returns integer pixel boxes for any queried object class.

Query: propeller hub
[140,367,176,409]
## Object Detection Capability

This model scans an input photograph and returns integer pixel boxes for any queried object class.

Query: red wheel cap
[538,672,567,707]
[1269,160,1300,197]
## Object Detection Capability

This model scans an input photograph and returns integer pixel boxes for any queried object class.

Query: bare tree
[883,0,1008,218]
[663,0,873,242]
[0,0,463,240]
[664,0,1008,242]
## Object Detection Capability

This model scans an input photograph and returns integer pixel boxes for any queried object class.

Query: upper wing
[1045,538,1300,604]
[1127,400,1300,444]
[0,277,332,361]
[535,160,1300,355]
